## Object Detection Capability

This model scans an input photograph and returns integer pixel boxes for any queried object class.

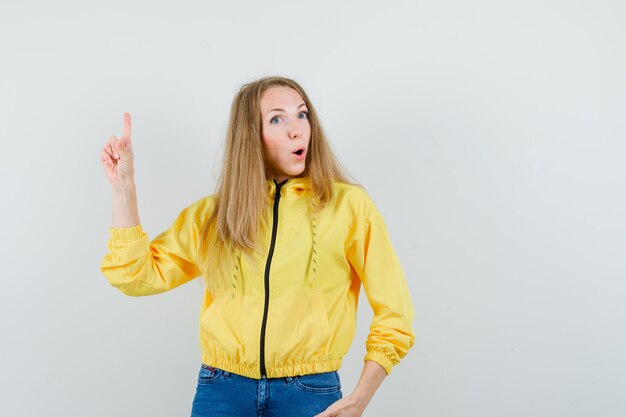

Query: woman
[99,76,415,417]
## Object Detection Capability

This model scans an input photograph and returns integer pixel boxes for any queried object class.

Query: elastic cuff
[364,350,394,376]
[109,224,144,240]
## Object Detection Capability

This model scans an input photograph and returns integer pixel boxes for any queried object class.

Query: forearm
[352,360,388,409]
[111,179,140,228]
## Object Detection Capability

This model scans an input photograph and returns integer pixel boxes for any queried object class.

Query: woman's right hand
[100,112,135,186]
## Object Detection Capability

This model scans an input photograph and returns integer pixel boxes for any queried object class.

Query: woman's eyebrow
[265,103,307,115]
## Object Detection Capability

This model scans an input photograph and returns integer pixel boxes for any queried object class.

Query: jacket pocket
[309,292,331,351]
[265,291,331,361]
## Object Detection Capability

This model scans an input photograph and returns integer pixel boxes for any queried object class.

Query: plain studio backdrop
[1,0,624,416]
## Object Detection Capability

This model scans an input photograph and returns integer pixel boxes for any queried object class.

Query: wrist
[111,178,136,192]
[351,388,372,409]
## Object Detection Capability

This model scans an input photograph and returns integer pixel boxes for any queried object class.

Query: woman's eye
[269,112,307,125]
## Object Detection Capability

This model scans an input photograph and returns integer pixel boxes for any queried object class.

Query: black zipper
[260,178,288,379]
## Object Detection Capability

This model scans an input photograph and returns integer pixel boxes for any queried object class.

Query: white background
[1,0,625,416]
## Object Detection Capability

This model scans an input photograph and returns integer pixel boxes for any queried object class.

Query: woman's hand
[313,392,367,417]
[100,112,135,186]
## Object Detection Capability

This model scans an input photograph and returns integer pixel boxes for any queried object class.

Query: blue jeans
[190,364,343,417]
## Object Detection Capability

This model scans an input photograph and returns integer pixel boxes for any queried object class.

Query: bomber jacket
[100,176,415,379]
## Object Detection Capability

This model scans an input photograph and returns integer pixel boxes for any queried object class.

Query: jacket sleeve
[99,198,207,296]
[345,188,416,375]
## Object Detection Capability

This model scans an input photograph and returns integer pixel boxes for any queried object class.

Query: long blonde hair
[197,76,355,297]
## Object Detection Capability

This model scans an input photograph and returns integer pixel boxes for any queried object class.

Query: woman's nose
[288,121,300,139]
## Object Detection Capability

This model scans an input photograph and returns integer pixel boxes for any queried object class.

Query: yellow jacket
[100,176,415,379]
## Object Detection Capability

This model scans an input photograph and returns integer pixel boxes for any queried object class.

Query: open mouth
[292,147,305,156]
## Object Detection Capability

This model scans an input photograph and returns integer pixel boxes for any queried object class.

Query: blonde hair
[197,76,355,297]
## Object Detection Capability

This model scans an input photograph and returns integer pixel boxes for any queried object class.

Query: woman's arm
[353,360,388,408]
[111,179,140,228]
[99,113,202,296]
[345,187,416,375]
[317,188,415,417]
[100,198,206,296]
[101,112,140,228]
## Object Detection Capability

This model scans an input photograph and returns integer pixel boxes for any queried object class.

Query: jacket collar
[266,176,312,198]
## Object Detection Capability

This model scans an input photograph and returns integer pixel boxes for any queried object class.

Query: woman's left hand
[313,392,367,417]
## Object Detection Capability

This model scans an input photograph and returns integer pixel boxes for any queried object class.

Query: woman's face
[260,86,311,183]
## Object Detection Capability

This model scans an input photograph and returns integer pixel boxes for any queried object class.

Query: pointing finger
[122,112,131,140]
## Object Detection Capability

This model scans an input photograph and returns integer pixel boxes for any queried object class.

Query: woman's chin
[284,164,306,177]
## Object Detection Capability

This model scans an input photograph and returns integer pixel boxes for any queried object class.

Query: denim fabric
[190,364,343,417]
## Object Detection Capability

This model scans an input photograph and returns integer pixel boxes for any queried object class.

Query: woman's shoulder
[179,193,218,222]
[332,180,376,212]
[333,179,363,193]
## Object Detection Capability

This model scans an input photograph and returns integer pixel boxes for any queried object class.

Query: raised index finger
[122,112,132,140]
